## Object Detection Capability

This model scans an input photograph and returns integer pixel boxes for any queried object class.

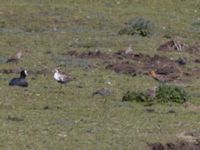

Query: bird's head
[20,69,28,78]
[53,68,59,73]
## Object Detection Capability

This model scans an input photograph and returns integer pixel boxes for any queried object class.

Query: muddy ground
[2,41,200,84]
[148,141,200,150]
[62,42,200,82]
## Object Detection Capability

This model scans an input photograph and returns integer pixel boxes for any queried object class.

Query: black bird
[9,70,28,87]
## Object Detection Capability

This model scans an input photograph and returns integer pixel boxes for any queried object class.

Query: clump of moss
[119,17,154,37]
[122,84,189,104]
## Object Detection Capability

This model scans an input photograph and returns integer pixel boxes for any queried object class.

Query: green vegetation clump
[122,91,153,102]
[122,85,188,104]
[119,18,154,37]
[156,84,188,104]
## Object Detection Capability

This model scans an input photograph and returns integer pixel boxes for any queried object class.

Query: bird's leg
[59,84,65,94]
[168,99,174,113]
[103,97,107,104]
[59,84,62,93]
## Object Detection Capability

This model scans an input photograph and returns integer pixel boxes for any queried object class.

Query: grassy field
[0,0,200,149]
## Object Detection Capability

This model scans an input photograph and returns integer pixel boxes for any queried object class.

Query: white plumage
[53,69,72,84]
[125,44,133,54]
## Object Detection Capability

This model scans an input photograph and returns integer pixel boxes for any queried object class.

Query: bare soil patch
[67,50,182,81]
[64,50,200,82]
[143,55,181,75]
[186,43,200,55]
[106,61,138,76]
[157,39,188,52]
[148,141,200,150]
[66,50,110,59]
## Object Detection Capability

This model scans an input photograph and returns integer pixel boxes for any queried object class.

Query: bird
[148,70,178,82]
[148,70,166,83]
[7,51,22,63]
[9,69,28,87]
[125,44,134,54]
[93,88,112,103]
[53,69,73,91]
[146,86,157,98]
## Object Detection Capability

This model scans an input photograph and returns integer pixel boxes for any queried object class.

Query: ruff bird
[93,88,112,103]
[53,69,73,91]
[125,44,134,54]
[9,69,28,87]
[146,86,157,98]
[7,51,22,63]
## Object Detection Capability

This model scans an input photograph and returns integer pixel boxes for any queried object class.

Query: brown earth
[65,50,186,82]
[157,39,188,52]
[2,48,197,83]
[148,141,200,150]
[106,61,138,76]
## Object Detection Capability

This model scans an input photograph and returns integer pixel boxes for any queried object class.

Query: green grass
[0,0,200,149]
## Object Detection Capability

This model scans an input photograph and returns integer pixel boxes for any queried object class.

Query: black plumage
[9,70,28,87]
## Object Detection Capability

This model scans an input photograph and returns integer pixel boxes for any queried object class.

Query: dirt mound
[105,54,181,81]
[158,39,188,51]
[182,68,200,79]
[113,51,151,62]
[113,50,134,59]
[66,50,79,56]
[67,50,109,59]
[133,53,151,62]
[66,50,183,82]
[67,50,151,62]
[148,141,200,150]
[186,43,200,54]
[0,67,22,74]
[106,61,138,76]
[177,131,200,143]
[144,55,181,75]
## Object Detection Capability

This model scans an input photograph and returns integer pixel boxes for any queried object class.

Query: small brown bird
[93,88,112,103]
[7,51,22,63]
[125,44,134,54]
[93,88,112,97]
[146,86,157,98]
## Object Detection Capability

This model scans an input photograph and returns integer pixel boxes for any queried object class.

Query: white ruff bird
[53,69,73,91]
[7,51,22,63]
